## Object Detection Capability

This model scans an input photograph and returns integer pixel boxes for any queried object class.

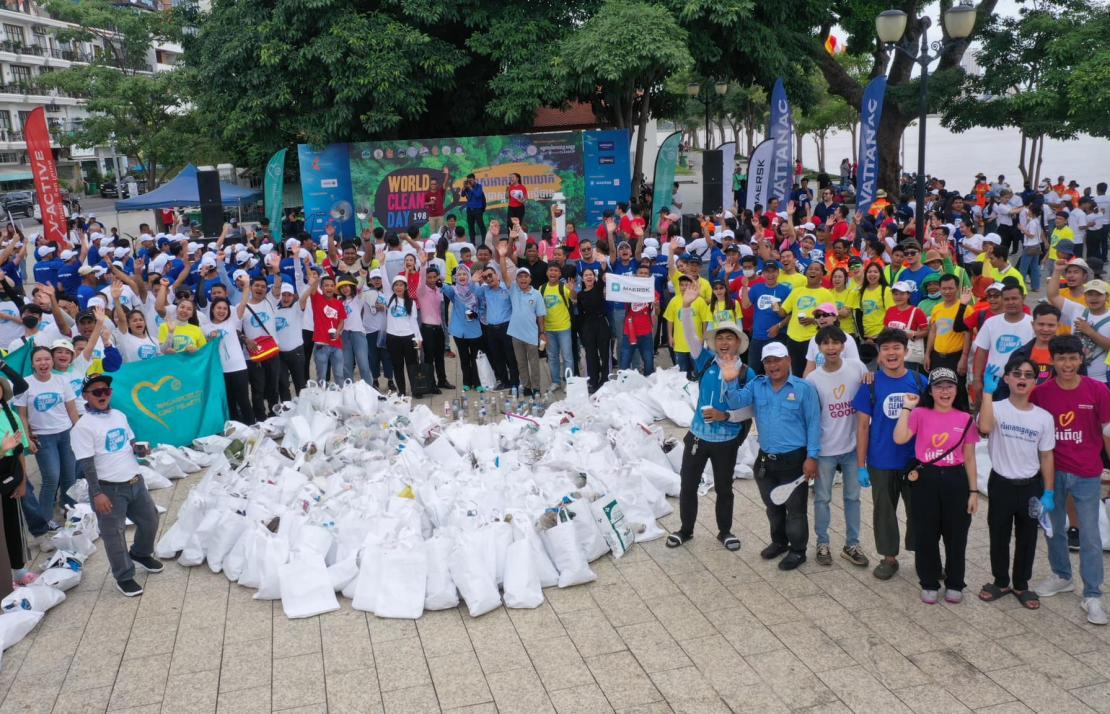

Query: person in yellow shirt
[982,248,1026,292]
[157,296,207,355]
[924,274,972,409]
[857,261,894,341]
[663,275,711,376]
[540,264,574,391]
[829,267,859,336]
[707,280,742,331]
[773,261,833,375]
[777,249,807,289]
[1048,211,1075,260]
[669,253,711,302]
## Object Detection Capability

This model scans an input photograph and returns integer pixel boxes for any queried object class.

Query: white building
[0,0,179,193]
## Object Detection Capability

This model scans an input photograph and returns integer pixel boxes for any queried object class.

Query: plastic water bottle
[478,405,487,425]
[503,396,512,414]
[443,401,452,419]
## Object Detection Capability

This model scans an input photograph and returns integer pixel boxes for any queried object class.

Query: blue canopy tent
[114,164,262,211]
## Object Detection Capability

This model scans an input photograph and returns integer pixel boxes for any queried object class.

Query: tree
[719,84,768,156]
[37,0,203,189]
[559,0,692,194]
[942,0,1110,185]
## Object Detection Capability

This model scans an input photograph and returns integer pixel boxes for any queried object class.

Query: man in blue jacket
[461,174,487,245]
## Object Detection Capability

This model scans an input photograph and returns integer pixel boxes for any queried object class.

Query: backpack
[868,369,926,413]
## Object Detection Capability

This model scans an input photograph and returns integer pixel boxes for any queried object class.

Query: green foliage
[37,0,205,188]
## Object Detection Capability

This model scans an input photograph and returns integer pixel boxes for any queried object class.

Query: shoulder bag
[244,302,279,363]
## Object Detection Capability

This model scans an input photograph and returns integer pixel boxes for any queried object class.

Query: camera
[327,327,338,340]
[466,309,477,320]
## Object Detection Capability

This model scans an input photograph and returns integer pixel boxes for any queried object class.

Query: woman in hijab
[442,265,484,391]
[0,363,34,596]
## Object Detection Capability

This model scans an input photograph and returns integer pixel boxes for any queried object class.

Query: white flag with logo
[604,273,655,304]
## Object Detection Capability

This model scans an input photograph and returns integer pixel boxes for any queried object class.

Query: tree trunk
[877,108,912,197]
[1033,134,1045,186]
[632,90,651,199]
[815,133,827,173]
[1018,131,1029,184]
[849,121,858,159]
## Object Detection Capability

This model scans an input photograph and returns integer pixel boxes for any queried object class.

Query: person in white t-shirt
[972,283,1034,388]
[804,302,860,375]
[201,297,252,425]
[114,307,160,363]
[976,357,1055,609]
[71,373,162,597]
[274,282,307,398]
[1049,278,1110,383]
[14,345,78,528]
[360,270,396,392]
[804,325,870,568]
[237,272,282,423]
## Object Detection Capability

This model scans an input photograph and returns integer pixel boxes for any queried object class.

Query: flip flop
[718,534,741,551]
[665,532,693,548]
[978,584,1012,602]
[1015,590,1040,610]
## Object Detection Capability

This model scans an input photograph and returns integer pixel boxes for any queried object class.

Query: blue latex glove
[1040,490,1055,513]
[858,466,871,488]
[982,364,1001,395]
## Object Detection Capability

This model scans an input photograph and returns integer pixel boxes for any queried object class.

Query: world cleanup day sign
[298,130,630,239]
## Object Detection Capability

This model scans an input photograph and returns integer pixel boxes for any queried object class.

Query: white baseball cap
[891,281,914,293]
[982,232,1002,245]
[423,238,437,252]
[643,247,659,259]
[280,283,295,295]
[35,245,55,258]
[762,342,789,360]
[369,269,383,280]
[232,269,249,283]
[114,247,130,258]
[60,249,76,260]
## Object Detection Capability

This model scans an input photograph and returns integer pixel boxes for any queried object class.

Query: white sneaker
[1035,574,1075,597]
[1082,597,1108,625]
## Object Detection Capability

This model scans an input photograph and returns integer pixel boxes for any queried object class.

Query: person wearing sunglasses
[891,240,936,306]
[976,357,1055,610]
[70,373,161,598]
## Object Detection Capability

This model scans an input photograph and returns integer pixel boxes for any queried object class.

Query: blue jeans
[34,429,76,525]
[313,344,345,385]
[366,332,394,381]
[1046,471,1103,598]
[1017,252,1041,292]
[675,351,694,377]
[619,333,654,375]
[18,479,52,536]
[608,307,625,348]
[815,451,861,546]
[342,330,371,384]
[546,329,572,387]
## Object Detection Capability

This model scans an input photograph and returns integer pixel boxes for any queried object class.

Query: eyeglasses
[812,312,831,319]
[904,250,919,256]
[88,387,112,397]
[1008,370,1037,379]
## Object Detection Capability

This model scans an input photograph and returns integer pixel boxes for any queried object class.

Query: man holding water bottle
[720,341,821,570]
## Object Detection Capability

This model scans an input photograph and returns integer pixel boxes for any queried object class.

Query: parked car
[99,180,120,198]
[33,195,76,224]
[99,179,145,199]
[0,191,34,218]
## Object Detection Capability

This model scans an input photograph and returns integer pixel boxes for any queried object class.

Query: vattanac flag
[855,76,888,214]
[768,79,793,204]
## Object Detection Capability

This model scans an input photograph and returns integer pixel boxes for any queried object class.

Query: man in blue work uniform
[721,341,822,570]
[665,285,753,553]
[461,173,487,244]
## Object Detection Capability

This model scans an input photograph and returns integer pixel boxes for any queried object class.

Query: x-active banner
[855,76,887,215]
[652,132,682,231]
[265,148,288,244]
[25,108,67,246]
[768,78,793,204]
[298,143,356,242]
[110,340,228,447]
[603,273,655,304]
[744,139,775,209]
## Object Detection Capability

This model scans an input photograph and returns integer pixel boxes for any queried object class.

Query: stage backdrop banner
[582,130,632,228]
[297,143,356,242]
[265,148,288,243]
[604,273,656,304]
[25,108,67,246]
[855,76,887,214]
[109,340,228,447]
[768,78,794,204]
[651,132,682,231]
[744,139,775,209]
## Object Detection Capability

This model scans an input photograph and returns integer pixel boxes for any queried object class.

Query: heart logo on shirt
[131,375,182,430]
[931,432,949,448]
[833,384,846,400]
[1059,411,1075,428]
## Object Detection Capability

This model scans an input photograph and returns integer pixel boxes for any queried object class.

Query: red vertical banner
[24,107,67,246]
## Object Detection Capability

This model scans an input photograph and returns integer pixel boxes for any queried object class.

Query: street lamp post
[686,80,730,149]
[876,3,976,242]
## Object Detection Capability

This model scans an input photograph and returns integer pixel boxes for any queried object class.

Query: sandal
[978,584,1012,602]
[1015,590,1040,610]
[665,532,693,548]
[718,533,741,551]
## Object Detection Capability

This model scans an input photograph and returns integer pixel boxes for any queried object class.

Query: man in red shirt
[424,167,449,235]
[297,256,346,384]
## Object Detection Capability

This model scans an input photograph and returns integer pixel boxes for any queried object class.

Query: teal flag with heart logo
[101,339,228,447]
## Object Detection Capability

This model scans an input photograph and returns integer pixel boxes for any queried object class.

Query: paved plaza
[1,381,1109,714]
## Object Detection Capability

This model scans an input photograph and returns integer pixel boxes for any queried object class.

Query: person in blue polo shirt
[665,284,753,553]
[475,256,517,390]
[721,341,822,570]
[852,327,929,580]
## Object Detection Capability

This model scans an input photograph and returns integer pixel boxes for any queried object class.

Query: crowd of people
[0,170,1103,619]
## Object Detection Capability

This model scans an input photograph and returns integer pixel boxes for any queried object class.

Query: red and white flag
[24,107,67,246]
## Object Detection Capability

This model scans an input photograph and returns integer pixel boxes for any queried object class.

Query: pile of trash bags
[150,369,723,620]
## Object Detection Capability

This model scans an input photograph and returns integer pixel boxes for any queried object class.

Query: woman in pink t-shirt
[893,366,980,605]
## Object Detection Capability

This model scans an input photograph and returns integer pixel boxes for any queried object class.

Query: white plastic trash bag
[2,586,65,613]
[424,535,459,610]
[375,540,427,619]
[542,518,597,588]
[565,499,609,562]
[476,352,497,390]
[279,553,339,619]
[39,567,80,592]
[449,531,501,617]
[502,536,544,609]
[0,610,42,650]
[1100,499,1110,551]
[591,495,634,559]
